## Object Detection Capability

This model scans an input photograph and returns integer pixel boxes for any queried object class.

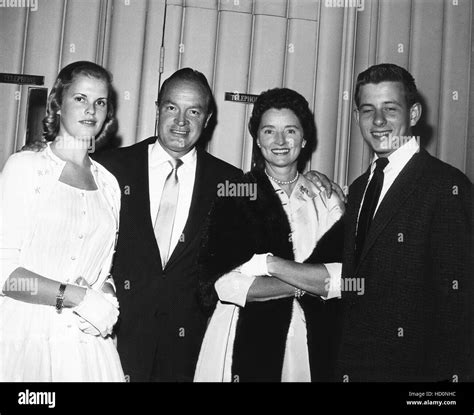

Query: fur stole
[198,169,344,381]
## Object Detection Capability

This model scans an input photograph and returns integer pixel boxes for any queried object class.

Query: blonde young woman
[0,61,124,381]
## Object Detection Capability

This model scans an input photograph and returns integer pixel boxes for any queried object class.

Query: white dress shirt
[148,141,197,257]
[362,137,420,218]
[326,138,422,298]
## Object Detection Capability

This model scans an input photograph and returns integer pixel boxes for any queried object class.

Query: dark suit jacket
[337,149,473,382]
[94,137,241,381]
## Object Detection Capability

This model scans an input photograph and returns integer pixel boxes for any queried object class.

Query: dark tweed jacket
[337,149,473,382]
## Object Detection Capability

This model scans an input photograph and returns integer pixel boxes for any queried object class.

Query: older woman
[194,88,344,382]
[0,61,124,381]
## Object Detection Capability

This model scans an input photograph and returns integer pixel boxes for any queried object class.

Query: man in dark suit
[335,63,472,382]
[94,68,242,382]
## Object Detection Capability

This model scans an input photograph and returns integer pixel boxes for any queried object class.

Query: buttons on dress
[71,256,76,261]
[78,234,84,239]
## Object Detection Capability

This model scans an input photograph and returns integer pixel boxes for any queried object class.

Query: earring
[302,140,306,148]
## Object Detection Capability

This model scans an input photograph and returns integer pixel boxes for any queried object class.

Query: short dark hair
[157,67,215,116]
[354,63,419,108]
[42,61,116,142]
[248,88,316,172]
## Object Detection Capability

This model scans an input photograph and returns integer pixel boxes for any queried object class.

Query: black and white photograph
[0,0,472,411]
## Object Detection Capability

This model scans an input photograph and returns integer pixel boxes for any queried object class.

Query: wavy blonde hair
[42,61,117,143]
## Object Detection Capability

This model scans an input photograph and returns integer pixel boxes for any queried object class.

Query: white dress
[0,147,124,382]
[194,175,344,382]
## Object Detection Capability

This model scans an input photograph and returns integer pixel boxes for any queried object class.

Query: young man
[336,63,472,381]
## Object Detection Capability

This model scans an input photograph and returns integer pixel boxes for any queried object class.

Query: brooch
[299,185,310,196]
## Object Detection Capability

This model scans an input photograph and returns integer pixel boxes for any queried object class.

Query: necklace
[264,169,299,185]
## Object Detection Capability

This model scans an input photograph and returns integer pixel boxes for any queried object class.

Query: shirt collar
[149,139,197,167]
[372,136,420,173]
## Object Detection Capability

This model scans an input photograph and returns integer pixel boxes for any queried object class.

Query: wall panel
[376,0,411,67]
[161,4,184,86]
[244,14,288,171]
[211,10,253,167]
[248,15,287,91]
[409,0,444,156]
[0,8,28,168]
[334,6,357,186]
[284,19,319,104]
[106,0,148,146]
[468,1,474,181]
[311,4,345,180]
[61,0,103,67]
[437,0,471,172]
[288,0,319,21]
[18,0,65,153]
[253,0,287,16]
[348,0,378,184]
[218,0,253,13]
[136,0,167,142]
[181,4,218,83]
[101,0,115,67]
[187,0,217,8]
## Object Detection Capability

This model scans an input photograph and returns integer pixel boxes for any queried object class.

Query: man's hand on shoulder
[304,170,347,203]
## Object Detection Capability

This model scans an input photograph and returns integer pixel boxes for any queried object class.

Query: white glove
[75,292,120,336]
[73,289,119,337]
[70,276,118,336]
[239,253,273,277]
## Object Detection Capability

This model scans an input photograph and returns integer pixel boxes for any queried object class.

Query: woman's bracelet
[55,283,67,313]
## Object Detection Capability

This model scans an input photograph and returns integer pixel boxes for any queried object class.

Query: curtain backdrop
[1,0,472,186]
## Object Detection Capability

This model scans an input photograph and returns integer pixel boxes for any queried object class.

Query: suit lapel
[344,169,370,274]
[165,148,212,269]
[356,150,428,269]
[131,137,163,270]
[350,169,370,222]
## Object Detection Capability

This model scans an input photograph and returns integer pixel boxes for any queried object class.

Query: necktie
[154,158,183,268]
[355,157,389,265]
